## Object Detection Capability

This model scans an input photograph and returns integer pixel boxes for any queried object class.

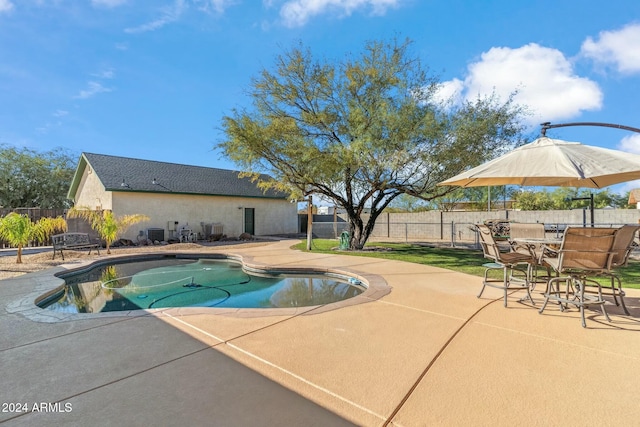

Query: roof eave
[108,188,288,200]
[67,154,90,202]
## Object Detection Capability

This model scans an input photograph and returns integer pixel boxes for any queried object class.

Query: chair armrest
[539,244,560,264]
[544,249,616,271]
[509,240,538,258]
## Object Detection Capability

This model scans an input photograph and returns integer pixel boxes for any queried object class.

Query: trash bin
[339,231,350,250]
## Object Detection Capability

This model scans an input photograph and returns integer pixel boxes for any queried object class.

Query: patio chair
[538,227,617,328]
[587,224,640,315]
[476,224,534,307]
[508,222,550,287]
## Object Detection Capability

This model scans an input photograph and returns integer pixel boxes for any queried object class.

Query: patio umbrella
[438,136,640,189]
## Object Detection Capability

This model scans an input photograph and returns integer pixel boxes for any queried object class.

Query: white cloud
[618,134,640,154]
[52,109,68,117]
[445,43,602,125]
[614,135,640,193]
[278,0,400,28]
[92,69,115,79]
[192,0,235,14]
[121,0,234,33]
[92,0,128,7]
[580,23,640,74]
[0,0,14,13]
[74,81,113,99]
[125,0,187,34]
[619,180,640,194]
[432,78,464,106]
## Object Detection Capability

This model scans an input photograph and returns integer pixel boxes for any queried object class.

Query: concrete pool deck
[1,239,640,426]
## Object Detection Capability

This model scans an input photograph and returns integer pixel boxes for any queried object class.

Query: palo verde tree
[66,208,149,254]
[219,38,527,249]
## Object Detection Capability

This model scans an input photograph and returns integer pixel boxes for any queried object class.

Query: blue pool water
[39,257,365,313]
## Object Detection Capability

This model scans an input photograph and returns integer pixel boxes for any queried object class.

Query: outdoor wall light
[291,197,311,203]
[151,178,170,191]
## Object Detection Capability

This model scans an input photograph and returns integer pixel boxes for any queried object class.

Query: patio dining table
[510,236,563,253]
[509,236,563,287]
[511,237,562,243]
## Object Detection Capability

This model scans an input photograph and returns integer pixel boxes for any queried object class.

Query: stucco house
[629,189,640,209]
[67,152,297,242]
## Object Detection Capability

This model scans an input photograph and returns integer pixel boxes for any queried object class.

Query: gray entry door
[244,208,255,235]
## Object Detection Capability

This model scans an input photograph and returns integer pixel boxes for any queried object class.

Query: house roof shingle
[70,152,288,200]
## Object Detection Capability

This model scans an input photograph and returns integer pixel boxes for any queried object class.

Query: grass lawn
[292,239,640,290]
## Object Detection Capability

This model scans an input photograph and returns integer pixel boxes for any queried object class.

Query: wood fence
[0,208,67,248]
[0,208,67,220]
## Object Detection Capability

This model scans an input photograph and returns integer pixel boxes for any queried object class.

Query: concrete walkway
[2,239,640,426]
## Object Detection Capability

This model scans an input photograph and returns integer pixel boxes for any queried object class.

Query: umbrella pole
[572,193,595,227]
[541,121,640,136]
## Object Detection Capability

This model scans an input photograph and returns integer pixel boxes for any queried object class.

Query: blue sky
[2,0,640,192]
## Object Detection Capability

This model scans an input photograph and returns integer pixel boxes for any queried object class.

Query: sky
[2,0,640,193]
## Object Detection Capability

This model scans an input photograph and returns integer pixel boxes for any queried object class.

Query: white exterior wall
[73,166,112,210]
[112,192,297,241]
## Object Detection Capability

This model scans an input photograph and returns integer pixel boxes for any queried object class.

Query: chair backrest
[557,227,617,273]
[509,223,546,240]
[477,224,501,262]
[610,225,640,268]
[508,222,548,256]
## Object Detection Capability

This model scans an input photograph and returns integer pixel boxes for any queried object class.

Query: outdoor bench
[52,232,101,260]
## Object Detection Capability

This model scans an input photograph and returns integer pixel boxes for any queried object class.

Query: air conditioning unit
[202,223,224,238]
[212,223,223,235]
[146,228,164,242]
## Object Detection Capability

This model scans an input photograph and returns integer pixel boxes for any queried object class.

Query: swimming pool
[37,256,366,313]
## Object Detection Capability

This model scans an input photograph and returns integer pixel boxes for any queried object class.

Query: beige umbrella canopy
[438,136,640,189]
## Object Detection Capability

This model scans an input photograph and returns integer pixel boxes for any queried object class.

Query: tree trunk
[347,215,365,250]
[346,209,384,250]
[16,245,23,264]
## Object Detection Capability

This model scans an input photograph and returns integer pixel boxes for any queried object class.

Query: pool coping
[3,239,640,426]
[6,251,391,323]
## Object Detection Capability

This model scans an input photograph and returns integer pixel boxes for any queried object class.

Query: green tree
[435,186,512,211]
[591,189,629,208]
[619,191,634,209]
[0,213,67,263]
[512,187,632,210]
[66,208,149,254]
[513,189,555,210]
[387,194,431,212]
[463,187,491,211]
[547,187,579,209]
[0,144,77,209]
[433,188,466,211]
[219,38,527,249]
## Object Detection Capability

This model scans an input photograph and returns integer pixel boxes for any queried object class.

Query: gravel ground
[0,240,274,280]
